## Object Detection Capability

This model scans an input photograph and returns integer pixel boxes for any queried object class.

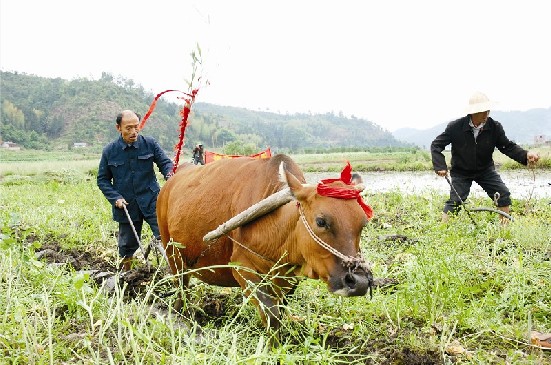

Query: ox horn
[203,187,294,242]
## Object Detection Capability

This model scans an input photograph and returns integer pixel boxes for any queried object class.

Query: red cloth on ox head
[316,162,373,219]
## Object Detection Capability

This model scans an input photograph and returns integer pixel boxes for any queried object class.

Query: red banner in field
[204,147,272,164]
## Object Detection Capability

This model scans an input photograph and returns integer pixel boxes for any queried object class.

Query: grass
[0,150,100,178]
[289,150,433,172]
[1,151,550,364]
[2,146,550,177]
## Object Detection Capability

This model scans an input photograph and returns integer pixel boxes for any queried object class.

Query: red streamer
[138,88,199,174]
[138,89,191,130]
[172,88,198,173]
[317,162,373,219]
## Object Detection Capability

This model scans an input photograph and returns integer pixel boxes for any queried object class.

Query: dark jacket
[431,116,528,176]
[97,135,173,222]
[193,146,204,162]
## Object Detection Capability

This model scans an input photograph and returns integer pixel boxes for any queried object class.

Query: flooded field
[305,170,551,199]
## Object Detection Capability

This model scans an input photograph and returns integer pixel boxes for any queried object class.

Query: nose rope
[298,204,371,272]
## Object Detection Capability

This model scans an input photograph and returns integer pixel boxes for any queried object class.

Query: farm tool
[443,174,514,225]
[121,205,169,270]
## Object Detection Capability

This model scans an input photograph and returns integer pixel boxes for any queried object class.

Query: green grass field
[1,150,550,364]
[3,146,550,178]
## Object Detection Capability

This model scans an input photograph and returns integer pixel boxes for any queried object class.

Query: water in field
[305,170,551,199]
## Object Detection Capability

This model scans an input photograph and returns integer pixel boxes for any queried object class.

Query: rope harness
[298,204,371,273]
[297,160,373,272]
[225,234,281,264]
[208,162,373,273]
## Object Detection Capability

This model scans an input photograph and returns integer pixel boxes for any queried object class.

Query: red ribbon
[317,161,373,219]
[172,89,198,173]
[138,89,193,130]
[138,88,199,174]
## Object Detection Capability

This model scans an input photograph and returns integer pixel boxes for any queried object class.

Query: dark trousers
[118,212,160,258]
[444,168,511,214]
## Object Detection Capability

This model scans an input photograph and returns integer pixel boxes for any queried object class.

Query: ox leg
[173,271,191,313]
[280,277,302,306]
[233,268,283,334]
[164,245,191,313]
[256,289,283,348]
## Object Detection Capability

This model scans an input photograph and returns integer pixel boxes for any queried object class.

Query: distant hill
[191,103,410,151]
[394,108,551,149]
[0,71,409,152]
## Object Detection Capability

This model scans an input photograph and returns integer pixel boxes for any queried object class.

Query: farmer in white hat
[431,92,540,223]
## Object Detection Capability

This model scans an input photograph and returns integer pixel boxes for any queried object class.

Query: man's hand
[115,198,128,209]
[436,170,448,177]
[527,151,540,164]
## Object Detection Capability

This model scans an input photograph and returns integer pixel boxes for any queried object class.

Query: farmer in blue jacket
[97,110,173,270]
[431,92,539,223]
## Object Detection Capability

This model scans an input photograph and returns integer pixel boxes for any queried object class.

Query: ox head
[281,162,373,297]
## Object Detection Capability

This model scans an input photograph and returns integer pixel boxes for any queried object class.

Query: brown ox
[156,154,373,330]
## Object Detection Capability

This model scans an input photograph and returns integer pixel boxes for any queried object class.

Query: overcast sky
[1,0,550,131]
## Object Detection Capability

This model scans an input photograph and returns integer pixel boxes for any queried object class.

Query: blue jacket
[97,135,174,222]
[431,116,528,176]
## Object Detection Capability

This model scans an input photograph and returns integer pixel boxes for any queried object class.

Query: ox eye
[315,217,327,228]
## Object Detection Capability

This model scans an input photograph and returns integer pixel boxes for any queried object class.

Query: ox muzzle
[329,263,373,297]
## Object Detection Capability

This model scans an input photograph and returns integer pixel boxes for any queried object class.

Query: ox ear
[280,162,308,198]
[278,162,288,185]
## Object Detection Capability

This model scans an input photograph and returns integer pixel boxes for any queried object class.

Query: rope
[224,234,278,264]
[524,162,537,212]
[214,206,370,272]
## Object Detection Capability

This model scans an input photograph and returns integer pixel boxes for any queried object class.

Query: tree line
[0,71,411,153]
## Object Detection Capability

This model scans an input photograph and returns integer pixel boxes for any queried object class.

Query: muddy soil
[33,241,442,364]
[34,241,236,326]
[36,242,163,295]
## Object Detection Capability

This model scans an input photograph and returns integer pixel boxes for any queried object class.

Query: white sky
[1,0,550,132]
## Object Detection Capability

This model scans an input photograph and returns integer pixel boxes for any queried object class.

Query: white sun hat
[464,92,496,114]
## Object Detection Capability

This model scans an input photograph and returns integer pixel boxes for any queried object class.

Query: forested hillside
[0,71,408,152]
